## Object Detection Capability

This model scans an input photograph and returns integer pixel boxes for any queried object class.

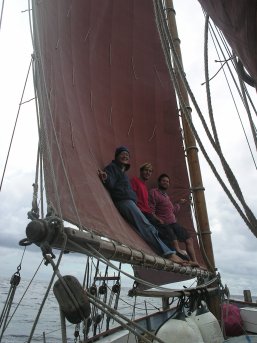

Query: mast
[164,0,220,318]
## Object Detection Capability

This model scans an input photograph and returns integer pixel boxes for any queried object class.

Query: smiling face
[158,175,170,191]
[140,166,153,181]
[116,151,130,165]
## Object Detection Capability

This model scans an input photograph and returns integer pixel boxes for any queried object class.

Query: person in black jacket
[98,146,187,265]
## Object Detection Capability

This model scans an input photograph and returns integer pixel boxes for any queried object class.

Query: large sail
[33,0,205,282]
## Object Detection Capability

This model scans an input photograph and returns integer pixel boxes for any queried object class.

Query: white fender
[153,311,204,343]
[191,302,224,343]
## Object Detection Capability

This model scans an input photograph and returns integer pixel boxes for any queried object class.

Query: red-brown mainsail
[33,0,205,285]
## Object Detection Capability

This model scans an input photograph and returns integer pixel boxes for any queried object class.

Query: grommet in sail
[53,275,91,324]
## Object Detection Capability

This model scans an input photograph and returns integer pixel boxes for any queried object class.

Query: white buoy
[153,310,204,343]
[191,301,224,343]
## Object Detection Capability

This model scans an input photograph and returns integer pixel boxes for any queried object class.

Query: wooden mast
[164,0,220,319]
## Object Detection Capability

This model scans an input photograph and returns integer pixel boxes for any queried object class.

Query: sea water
[1,277,256,343]
[0,277,162,343]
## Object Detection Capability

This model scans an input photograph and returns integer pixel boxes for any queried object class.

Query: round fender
[192,302,224,343]
[53,275,91,324]
[153,311,204,343]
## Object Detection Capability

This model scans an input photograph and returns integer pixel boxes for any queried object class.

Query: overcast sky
[0,0,256,296]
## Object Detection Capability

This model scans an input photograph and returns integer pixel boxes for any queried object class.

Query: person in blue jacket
[98,146,187,265]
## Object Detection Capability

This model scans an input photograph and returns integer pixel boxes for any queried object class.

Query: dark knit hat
[115,146,130,159]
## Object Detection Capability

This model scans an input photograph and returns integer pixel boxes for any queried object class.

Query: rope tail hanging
[153,0,257,236]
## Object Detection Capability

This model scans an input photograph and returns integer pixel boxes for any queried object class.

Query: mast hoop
[190,186,205,191]
[185,145,199,152]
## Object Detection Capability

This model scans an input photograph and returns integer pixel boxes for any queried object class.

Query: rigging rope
[27,233,68,343]
[203,16,257,222]
[0,0,5,32]
[207,20,257,169]
[0,272,20,342]
[153,0,257,236]
[0,57,33,192]
[236,67,257,153]
[0,248,27,342]
[4,259,44,332]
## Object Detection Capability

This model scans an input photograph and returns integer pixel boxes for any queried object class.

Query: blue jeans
[115,200,175,257]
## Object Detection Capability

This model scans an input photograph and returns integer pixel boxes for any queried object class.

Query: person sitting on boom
[98,146,188,265]
[131,163,199,267]
[149,173,202,268]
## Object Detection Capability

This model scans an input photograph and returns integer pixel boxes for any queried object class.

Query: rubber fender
[191,302,224,343]
[53,275,91,324]
[153,310,204,343]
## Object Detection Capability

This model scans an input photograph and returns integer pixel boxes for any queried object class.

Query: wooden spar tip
[244,290,253,303]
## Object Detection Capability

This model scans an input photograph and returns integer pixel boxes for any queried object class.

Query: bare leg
[185,238,208,269]
[185,237,198,263]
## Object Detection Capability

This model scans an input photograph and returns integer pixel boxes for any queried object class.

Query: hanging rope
[0,271,20,342]
[203,15,257,226]
[207,20,257,169]
[153,0,257,237]
[236,64,257,152]
[4,259,44,332]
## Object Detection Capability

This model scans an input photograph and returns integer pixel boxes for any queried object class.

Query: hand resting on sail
[97,169,107,183]
[98,146,189,266]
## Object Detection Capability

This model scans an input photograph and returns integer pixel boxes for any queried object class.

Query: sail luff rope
[31,3,64,223]
[208,20,257,169]
[31,52,46,218]
[0,57,33,192]
[30,0,87,234]
[154,0,257,236]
